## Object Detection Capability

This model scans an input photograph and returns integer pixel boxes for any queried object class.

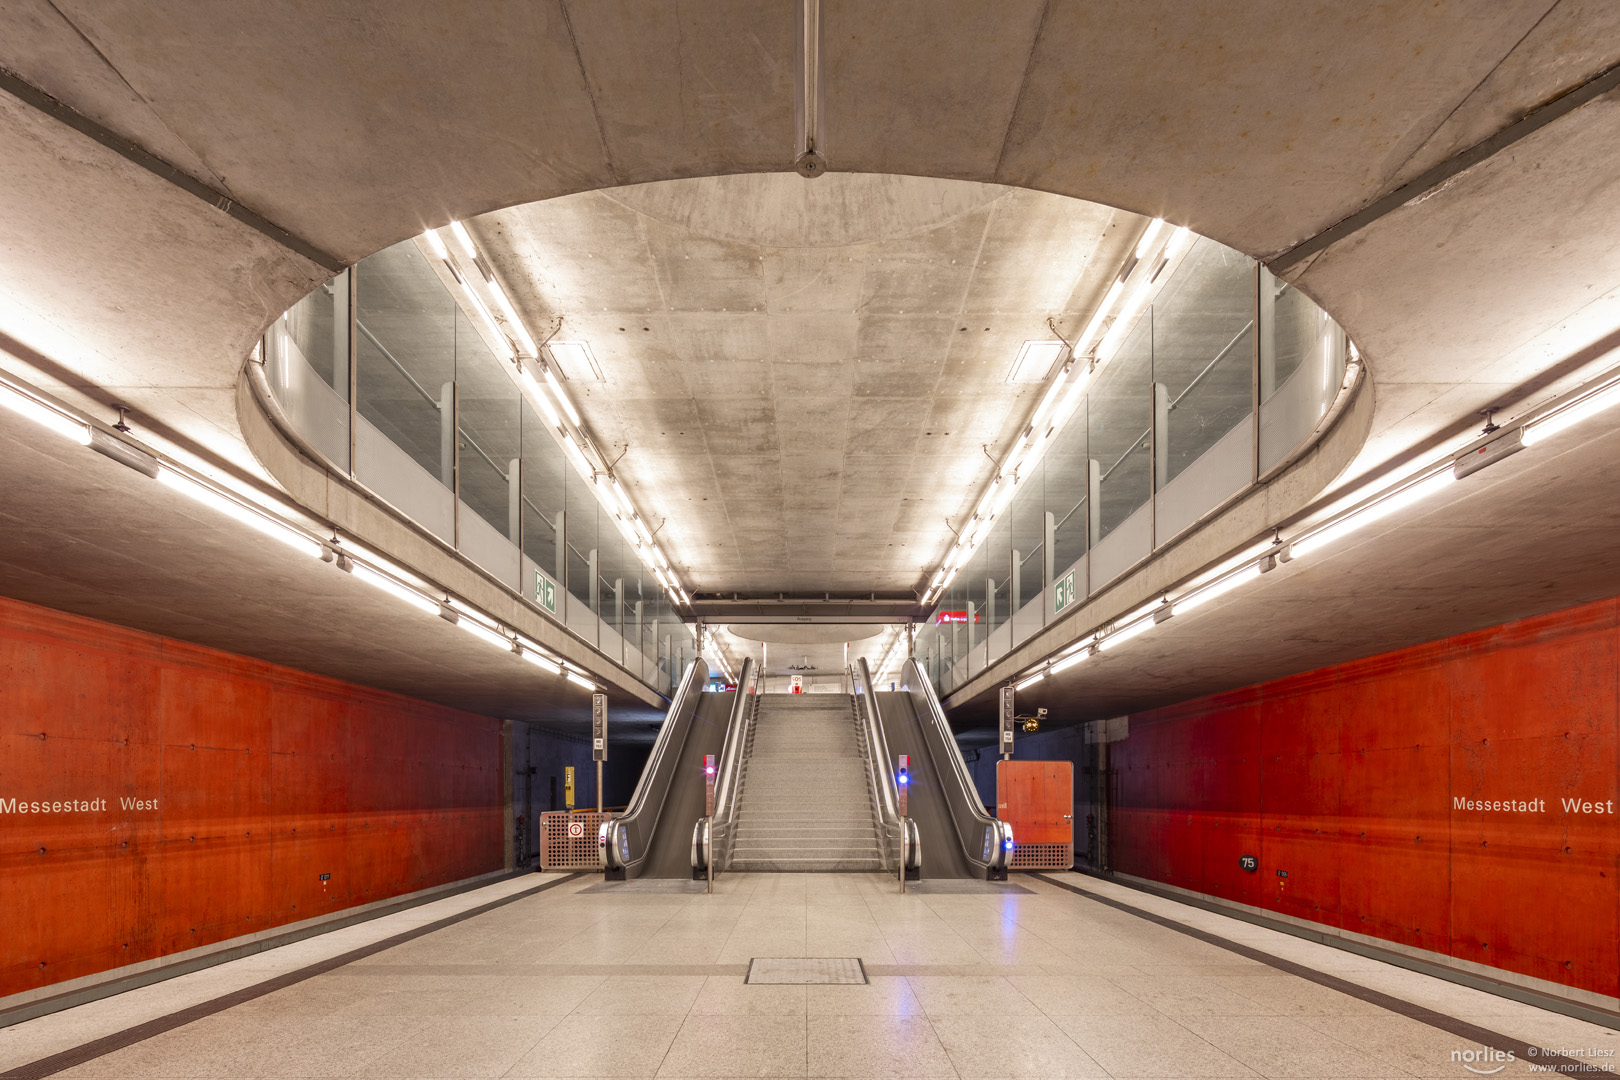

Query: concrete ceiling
[467,173,1141,596]
[2,2,1620,724]
[0,409,665,734]
[949,395,1620,740]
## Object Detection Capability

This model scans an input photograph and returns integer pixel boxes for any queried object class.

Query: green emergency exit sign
[534,571,558,614]
[1054,568,1077,613]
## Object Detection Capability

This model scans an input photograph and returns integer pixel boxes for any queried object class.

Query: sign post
[999,686,1016,760]
[592,693,608,813]
[564,765,575,810]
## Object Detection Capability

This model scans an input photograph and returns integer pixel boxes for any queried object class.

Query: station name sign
[1,796,157,814]
[1452,796,1613,814]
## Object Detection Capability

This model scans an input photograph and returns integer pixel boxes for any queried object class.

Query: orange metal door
[998,760,1074,869]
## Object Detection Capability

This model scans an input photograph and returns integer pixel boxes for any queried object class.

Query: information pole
[999,685,1016,760]
[592,693,608,813]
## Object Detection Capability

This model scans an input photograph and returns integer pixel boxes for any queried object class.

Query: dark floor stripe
[1031,872,1609,1076]
[1,873,585,1080]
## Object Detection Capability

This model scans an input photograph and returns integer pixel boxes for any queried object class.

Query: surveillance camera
[1036,708,1048,717]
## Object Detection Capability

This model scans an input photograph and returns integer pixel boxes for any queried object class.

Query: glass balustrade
[265,227,1347,704]
[920,244,1353,697]
[261,237,689,696]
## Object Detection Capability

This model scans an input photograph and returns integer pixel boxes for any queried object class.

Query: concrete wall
[992,595,1620,1007]
[0,596,508,1000]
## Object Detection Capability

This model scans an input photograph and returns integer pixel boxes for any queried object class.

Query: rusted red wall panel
[1110,596,1620,1000]
[0,596,503,999]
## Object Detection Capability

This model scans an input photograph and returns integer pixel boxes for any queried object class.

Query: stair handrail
[852,657,904,873]
[696,656,756,877]
[901,656,1013,879]
[600,656,709,878]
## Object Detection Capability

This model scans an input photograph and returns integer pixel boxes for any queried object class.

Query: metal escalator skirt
[901,657,1010,876]
[600,657,710,877]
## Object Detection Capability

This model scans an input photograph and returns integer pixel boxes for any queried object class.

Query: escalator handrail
[708,656,756,870]
[852,657,904,873]
[853,659,902,819]
[600,656,710,874]
[902,656,1011,873]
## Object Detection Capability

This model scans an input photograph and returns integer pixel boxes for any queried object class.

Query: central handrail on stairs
[902,657,1013,881]
[691,656,756,885]
[852,657,918,888]
[599,657,709,879]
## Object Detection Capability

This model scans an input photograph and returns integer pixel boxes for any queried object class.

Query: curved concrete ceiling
[3,2,1620,723]
[469,173,1139,596]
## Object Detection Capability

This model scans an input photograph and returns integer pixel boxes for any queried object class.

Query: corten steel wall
[0,596,504,1000]
[1107,596,1620,1002]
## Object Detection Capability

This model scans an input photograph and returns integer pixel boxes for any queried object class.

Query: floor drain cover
[746,957,867,985]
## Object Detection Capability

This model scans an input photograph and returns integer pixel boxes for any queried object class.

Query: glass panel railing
[261,238,685,696]
[922,237,1351,698]
[1153,238,1254,485]
[1091,314,1152,543]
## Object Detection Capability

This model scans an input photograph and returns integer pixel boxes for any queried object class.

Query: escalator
[599,658,739,879]
[869,657,1012,880]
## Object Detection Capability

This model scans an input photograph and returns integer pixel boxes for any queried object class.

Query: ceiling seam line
[989,0,1053,184]
[0,64,343,273]
[40,0,233,194]
[1376,0,1563,189]
[556,0,622,188]
[1269,56,1620,275]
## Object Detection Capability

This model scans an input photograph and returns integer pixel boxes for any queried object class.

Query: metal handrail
[1098,322,1255,485]
[852,658,903,874]
[695,657,756,879]
[599,657,709,879]
[901,656,1011,879]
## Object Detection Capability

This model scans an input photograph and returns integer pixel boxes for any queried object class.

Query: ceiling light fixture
[921,221,1194,609]
[1286,469,1454,559]
[418,226,691,610]
[0,380,91,445]
[157,466,324,558]
[1522,378,1620,446]
[446,220,478,260]
[346,561,441,615]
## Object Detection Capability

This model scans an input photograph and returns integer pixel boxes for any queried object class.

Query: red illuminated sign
[935,611,980,625]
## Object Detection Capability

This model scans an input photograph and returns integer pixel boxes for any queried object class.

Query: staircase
[729,694,884,872]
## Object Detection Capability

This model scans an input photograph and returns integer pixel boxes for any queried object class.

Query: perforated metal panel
[540,811,613,870]
[1010,841,1073,870]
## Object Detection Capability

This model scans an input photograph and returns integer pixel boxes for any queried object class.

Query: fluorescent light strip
[1173,562,1262,614]
[349,561,440,615]
[1289,469,1454,558]
[0,382,91,445]
[447,220,478,259]
[1522,379,1620,446]
[519,647,562,675]
[567,672,596,691]
[1096,616,1154,651]
[450,613,512,651]
[1015,671,1046,691]
[423,224,691,608]
[1049,649,1089,675]
[157,467,323,558]
[544,366,581,426]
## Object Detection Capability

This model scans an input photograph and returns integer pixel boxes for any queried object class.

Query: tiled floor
[2,871,1615,1078]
